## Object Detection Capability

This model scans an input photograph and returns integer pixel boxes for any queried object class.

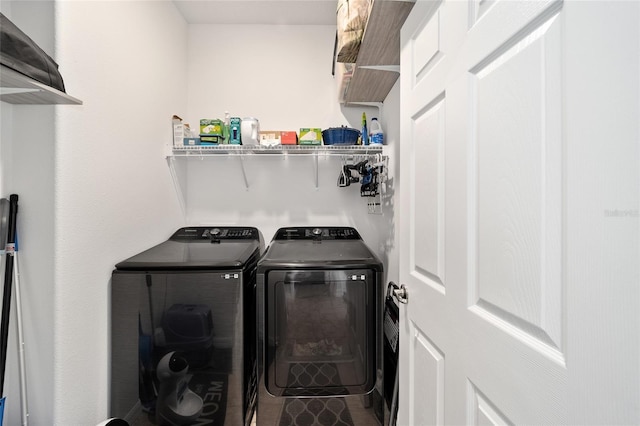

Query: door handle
[387,281,408,304]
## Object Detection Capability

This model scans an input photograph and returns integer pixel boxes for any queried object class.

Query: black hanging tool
[384,282,401,426]
[337,163,361,187]
[357,160,379,197]
[0,194,19,405]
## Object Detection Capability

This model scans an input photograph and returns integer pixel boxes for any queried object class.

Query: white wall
[53,1,187,423]
[186,24,367,131]
[180,24,391,253]
[0,2,57,424]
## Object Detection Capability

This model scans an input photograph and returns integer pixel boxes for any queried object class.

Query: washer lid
[115,227,262,271]
[259,227,382,270]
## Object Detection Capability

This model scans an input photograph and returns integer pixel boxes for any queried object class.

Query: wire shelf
[170,144,384,157]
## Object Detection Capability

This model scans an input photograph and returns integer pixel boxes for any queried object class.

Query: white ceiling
[172,0,337,25]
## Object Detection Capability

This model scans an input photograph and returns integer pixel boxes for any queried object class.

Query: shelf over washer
[170,145,384,156]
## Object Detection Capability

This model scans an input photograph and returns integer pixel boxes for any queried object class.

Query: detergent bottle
[223,111,231,144]
[370,117,384,145]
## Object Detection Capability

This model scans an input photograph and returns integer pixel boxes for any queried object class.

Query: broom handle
[14,251,28,425]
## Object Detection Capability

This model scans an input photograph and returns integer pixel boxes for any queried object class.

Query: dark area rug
[279,397,354,426]
[279,363,354,426]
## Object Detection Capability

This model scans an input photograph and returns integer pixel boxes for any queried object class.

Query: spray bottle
[223,111,231,144]
[361,112,369,145]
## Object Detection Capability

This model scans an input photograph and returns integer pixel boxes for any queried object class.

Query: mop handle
[14,251,28,425]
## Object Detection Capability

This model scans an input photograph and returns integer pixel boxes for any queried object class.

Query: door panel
[409,325,444,426]
[413,7,443,80]
[400,2,467,424]
[470,8,564,354]
[399,1,639,425]
[411,94,446,289]
[466,381,512,426]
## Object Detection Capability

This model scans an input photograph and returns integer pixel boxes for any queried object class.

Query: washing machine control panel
[274,227,361,240]
[170,227,260,240]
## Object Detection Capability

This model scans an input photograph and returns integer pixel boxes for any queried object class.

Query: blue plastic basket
[322,127,360,145]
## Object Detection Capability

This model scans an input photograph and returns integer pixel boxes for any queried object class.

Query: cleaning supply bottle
[370,117,384,145]
[223,111,231,144]
[361,112,369,145]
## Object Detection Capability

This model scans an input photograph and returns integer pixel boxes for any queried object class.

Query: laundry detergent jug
[370,117,384,145]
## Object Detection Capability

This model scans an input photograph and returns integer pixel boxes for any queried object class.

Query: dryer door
[265,269,376,396]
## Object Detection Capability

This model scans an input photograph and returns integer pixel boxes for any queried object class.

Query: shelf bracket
[0,88,40,95]
[314,151,319,189]
[345,101,384,123]
[167,145,385,197]
[358,65,400,73]
[166,156,187,221]
[238,155,249,190]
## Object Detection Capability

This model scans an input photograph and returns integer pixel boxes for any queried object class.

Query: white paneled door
[399,1,639,425]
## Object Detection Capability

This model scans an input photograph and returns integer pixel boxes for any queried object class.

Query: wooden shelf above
[343,0,415,104]
[0,65,82,105]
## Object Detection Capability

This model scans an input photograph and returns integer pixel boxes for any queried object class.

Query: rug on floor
[278,363,354,426]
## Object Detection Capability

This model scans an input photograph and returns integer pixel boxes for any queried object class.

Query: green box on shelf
[299,128,322,145]
[200,119,224,137]
[199,135,222,145]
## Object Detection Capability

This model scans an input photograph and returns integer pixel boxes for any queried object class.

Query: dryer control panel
[170,227,260,241]
[273,227,361,241]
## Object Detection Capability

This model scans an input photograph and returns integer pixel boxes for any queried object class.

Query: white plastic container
[370,117,384,145]
[241,117,260,145]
